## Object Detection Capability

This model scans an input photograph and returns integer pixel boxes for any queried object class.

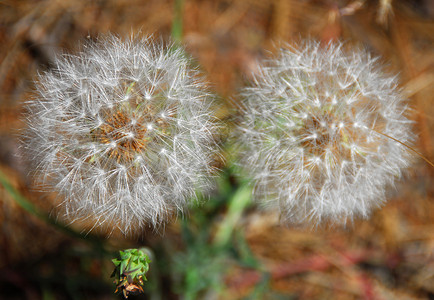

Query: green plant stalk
[171,0,184,41]
[0,170,50,221]
[0,169,105,247]
[213,184,252,248]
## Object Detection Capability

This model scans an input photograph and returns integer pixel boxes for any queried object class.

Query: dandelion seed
[24,34,220,234]
[235,40,414,225]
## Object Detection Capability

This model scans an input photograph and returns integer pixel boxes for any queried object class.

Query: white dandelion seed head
[235,40,414,225]
[24,34,220,234]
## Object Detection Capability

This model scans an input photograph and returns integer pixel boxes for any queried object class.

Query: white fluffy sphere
[235,41,414,225]
[24,35,220,234]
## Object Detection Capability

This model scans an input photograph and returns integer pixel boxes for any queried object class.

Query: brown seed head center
[95,110,148,162]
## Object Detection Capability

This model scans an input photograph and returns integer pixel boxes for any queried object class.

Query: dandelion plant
[24,35,220,234]
[235,41,414,225]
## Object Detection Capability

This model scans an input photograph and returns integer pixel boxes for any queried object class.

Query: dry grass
[0,0,433,299]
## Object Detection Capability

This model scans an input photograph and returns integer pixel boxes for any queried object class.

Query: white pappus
[24,34,221,234]
[235,40,414,225]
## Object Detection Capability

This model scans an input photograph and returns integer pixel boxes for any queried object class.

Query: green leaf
[112,258,121,266]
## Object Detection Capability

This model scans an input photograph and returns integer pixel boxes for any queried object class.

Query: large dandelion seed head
[235,41,414,225]
[24,35,220,234]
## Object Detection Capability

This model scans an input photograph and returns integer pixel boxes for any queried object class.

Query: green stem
[0,169,106,248]
[213,184,252,248]
[171,0,184,41]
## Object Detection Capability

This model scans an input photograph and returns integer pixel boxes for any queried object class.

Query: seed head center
[95,110,149,162]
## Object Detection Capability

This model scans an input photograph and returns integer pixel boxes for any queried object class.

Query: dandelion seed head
[235,41,414,225]
[24,34,220,234]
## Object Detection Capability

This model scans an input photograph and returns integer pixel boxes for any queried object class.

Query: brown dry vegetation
[0,0,433,299]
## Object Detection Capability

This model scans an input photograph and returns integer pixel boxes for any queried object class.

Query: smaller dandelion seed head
[234,40,414,225]
[23,34,221,235]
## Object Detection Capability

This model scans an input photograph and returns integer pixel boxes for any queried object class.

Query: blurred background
[0,0,433,299]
